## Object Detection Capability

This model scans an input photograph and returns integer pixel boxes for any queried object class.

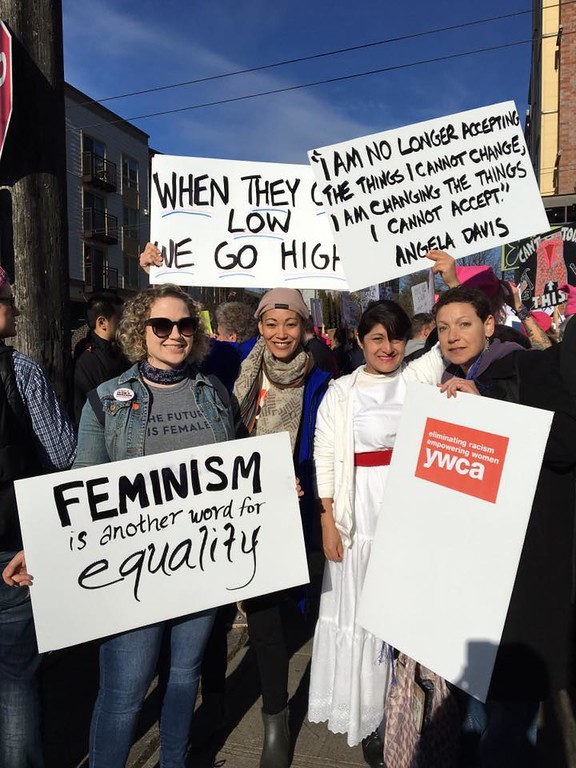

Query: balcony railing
[84,263,119,292]
[83,207,119,244]
[82,151,117,191]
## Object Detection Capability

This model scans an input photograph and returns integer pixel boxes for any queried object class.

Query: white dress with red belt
[308,367,406,746]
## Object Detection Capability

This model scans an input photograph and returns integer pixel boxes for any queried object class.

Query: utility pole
[0,0,70,403]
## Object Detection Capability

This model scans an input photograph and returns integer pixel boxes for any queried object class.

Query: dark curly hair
[433,287,493,323]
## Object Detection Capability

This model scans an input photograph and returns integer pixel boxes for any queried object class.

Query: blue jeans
[90,608,216,768]
[0,552,44,768]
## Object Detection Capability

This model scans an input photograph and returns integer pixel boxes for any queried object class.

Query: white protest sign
[411,278,434,314]
[340,292,361,327]
[15,433,308,652]
[150,155,348,290]
[358,284,381,311]
[309,102,549,290]
[358,383,553,702]
[310,297,323,327]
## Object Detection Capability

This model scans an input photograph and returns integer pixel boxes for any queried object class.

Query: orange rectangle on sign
[414,418,509,503]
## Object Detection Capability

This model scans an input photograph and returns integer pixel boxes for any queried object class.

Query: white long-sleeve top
[314,345,444,547]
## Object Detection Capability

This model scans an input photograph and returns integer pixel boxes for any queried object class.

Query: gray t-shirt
[144,378,215,456]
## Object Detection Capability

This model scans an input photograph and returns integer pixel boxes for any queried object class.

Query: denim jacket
[74,363,234,468]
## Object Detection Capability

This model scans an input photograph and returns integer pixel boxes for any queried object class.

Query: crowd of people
[1,244,575,768]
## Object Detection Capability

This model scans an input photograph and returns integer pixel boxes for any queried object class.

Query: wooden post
[0,0,70,404]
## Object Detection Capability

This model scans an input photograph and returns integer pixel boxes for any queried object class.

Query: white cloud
[62,0,530,161]
[63,0,378,161]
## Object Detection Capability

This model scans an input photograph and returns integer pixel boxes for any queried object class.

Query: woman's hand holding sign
[139,242,164,274]
[427,250,459,288]
[2,550,32,587]
[440,378,481,398]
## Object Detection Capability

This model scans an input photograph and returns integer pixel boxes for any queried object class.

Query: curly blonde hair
[117,284,209,365]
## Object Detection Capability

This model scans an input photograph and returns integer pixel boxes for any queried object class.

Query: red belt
[354,449,393,467]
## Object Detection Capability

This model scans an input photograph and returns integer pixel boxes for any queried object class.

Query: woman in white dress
[308,300,442,766]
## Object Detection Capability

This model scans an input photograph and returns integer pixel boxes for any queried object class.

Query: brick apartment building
[525,0,576,225]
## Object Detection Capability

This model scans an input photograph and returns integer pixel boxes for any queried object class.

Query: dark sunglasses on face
[145,316,198,338]
[0,296,16,308]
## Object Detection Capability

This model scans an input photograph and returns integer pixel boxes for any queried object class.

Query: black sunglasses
[0,296,16,307]
[145,316,198,338]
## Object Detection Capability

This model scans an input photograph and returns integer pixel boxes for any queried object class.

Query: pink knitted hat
[0,265,9,291]
[559,284,576,317]
[455,265,502,299]
[530,310,552,333]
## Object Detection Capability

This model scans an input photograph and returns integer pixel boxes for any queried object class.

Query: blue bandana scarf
[139,359,189,385]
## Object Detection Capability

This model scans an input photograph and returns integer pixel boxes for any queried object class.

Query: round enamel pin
[113,387,135,402]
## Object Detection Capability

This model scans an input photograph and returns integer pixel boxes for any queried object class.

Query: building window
[84,245,105,290]
[124,255,141,289]
[83,190,106,234]
[82,135,117,190]
[122,156,139,191]
[84,190,105,212]
[123,206,139,239]
[83,191,119,244]
[83,135,106,174]
[83,135,105,157]
[83,190,105,233]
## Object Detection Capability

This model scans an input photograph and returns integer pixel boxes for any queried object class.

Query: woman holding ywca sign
[308,275,576,767]
[431,284,576,766]
[74,284,234,768]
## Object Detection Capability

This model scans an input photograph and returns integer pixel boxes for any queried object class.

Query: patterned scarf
[234,337,312,451]
[140,360,189,384]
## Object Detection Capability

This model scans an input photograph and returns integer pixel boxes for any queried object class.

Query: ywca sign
[0,21,12,161]
[358,383,553,703]
[415,417,509,503]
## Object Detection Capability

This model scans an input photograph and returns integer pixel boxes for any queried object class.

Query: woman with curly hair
[74,284,235,768]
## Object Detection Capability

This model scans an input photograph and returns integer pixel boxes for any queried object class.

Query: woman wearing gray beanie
[233,287,332,768]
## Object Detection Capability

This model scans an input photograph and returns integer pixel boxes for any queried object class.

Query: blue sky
[62,0,533,164]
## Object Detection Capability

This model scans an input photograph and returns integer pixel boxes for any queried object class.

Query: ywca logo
[414,418,509,503]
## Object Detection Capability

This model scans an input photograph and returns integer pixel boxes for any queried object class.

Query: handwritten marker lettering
[308,101,549,290]
[150,156,348,289]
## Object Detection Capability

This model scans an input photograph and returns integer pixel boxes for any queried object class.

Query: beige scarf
[233,337,312,451]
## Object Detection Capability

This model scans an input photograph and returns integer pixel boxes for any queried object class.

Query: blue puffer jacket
[296,366,331,547]
[74,363,234,467]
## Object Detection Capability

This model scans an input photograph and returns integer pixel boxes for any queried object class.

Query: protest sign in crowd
[2,101,575,768]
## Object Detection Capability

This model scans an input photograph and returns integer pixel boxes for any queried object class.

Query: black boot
[260,707,290,768]
[362,729,385,768]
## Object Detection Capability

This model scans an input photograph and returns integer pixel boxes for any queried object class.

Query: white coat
[313,346,444,547]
